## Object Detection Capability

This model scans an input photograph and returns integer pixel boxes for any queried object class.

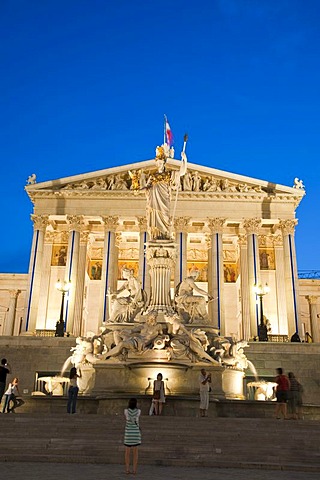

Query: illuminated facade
[9,155,307,341]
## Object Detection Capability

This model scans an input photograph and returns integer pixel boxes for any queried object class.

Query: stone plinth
[146,240,176,314]
[222,368,245,399]
[92,361,227,398]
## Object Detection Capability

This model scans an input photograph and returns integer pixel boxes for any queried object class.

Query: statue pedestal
[91,360,225,398]
[146,240,177,314]
[222,368,245,400]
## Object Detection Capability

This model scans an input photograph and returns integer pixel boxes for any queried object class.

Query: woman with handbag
[153,372,165,415]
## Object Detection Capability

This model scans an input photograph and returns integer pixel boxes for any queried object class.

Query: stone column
[36,231,55,329]
[23,214,49,333]
[243,218,261,338]
[207,218,226,332]
[73,230,90,336]
[174,217,190,286]
[306,296,320,343]
[273,235,288,334]
[100,216,119,323]
[238,234,250,340]
[64,215,84,334]
[279,219,300,336]
[137,216,149,294]
[4,290,21,336]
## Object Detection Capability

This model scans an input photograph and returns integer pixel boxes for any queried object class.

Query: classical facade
[1,154,318,341]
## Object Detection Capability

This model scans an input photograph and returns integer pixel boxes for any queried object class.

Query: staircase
[0,414,319,472]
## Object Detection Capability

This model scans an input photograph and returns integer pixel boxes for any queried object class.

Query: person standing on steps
[274,367,290,419]
[287,371,303,420]
[153,372,165,415]
[124,398,141,475]
[2,377,24,413]
[199,368,211,417]
[0,358,11,405]
[67,367,80,414]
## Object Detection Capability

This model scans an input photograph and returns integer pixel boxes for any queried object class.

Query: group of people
[0,358,25,414]
[275,367,303,420]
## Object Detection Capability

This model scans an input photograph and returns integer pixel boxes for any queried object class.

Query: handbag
[153,390,161,400]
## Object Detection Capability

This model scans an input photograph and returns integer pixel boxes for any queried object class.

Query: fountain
[247,381,277,401]
[64,138,251,401]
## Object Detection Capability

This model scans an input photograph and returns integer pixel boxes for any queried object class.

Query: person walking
[274,367,290,419]
[153,373,165,415]
[288,372,303,419]
[67,367,80,414]
[2,377,24,413]
[199,368,211,417]
[0,358,11,405]
[124,398,141,475]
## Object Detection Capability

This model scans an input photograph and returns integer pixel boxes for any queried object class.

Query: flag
[165,115,173,146]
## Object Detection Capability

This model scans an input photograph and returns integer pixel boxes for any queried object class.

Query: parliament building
[0,153,319,342]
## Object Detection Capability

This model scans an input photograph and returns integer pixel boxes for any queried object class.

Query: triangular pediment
[25,158,305,200]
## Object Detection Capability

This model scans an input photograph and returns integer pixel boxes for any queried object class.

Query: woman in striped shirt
[124,398,141,474]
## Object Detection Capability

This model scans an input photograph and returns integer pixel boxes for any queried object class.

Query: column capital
[278,219,298,235]
[174,216,191,232]
[273,234,283,247]
[238,233,247,247]
[66,215,84,232]
[136,216,147,232]
[80,230,90,243]
[205,234,211,250]
[101,215,119,231]
[9,289,21,299]
[31,214,49,231]
[243,218,261,235]
[306,295,318,305]
[45,231,56,243]
[207,218,226,234]
[115,232,122,248]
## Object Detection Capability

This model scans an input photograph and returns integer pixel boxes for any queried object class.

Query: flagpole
[182,133,188,153]
[164,114,167,145]
[171,134,188,233]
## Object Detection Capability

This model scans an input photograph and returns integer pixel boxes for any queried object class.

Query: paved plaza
[1,463,319,480]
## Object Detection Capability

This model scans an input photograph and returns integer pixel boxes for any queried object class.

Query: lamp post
[253,283,270,342]
[55,280,71,337]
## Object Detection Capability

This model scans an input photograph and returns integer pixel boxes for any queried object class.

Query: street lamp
[253,283,270,342]
[55,280,71,337]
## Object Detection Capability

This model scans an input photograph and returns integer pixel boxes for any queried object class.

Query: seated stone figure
[164,313,219,365]
[107,268,146,323]
[105,311,162,360]
[175,270,212,324]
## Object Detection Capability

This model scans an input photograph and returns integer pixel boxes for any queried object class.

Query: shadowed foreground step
[0,414,319,472]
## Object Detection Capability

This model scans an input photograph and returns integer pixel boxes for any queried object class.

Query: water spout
[246,360,259,382]
[61,355,73,376]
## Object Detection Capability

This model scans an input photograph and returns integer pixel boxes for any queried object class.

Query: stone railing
[35,329,56,337]
[267,334,289,343]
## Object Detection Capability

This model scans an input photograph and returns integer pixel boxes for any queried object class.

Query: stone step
[0,414,319,472]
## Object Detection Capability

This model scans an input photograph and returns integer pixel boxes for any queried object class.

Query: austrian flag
[165,116,173,146]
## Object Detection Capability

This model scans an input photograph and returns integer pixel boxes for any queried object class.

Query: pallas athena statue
[131,142,187,240]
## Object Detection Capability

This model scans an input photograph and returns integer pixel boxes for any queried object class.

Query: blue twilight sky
[1,0,319,273]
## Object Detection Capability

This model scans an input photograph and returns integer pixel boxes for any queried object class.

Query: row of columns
[22,214,304,339]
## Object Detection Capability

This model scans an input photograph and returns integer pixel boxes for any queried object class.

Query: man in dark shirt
[0,358,11,404]
[275,367,290,419]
